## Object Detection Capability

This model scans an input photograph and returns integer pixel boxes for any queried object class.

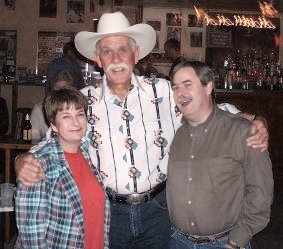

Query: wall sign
[207,30,232,48]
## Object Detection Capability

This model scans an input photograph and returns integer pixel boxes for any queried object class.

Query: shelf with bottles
[218,49,283,91]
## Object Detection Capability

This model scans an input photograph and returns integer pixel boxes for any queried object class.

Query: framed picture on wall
[4,0,16,10]
[39,0,57,18]
[190,31,203,47]
[188,14,203,27]
[167,27,181,42]
[166,13,182,26]
[67,0,84,23]
[146,20,161,31]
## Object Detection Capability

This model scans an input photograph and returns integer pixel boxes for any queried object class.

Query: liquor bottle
[22,113,32,143]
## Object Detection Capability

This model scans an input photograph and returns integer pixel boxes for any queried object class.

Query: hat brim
[75,23,156,61]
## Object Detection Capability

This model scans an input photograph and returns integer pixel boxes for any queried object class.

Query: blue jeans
[170,226,252,249]
[109,188,171,249]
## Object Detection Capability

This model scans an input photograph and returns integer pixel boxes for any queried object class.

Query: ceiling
[142,0,282,13]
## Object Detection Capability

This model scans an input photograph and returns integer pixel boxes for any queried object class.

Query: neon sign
[259,1,279,18]
[194,6,276,29]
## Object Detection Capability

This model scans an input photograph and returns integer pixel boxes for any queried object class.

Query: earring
[51,130,58,137]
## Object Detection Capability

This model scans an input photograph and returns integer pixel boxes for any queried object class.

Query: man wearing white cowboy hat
[15,11,268,249]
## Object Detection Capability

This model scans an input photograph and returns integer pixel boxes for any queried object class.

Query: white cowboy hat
[74,11,156,60]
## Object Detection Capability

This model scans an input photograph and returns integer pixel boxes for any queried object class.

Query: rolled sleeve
[217,103,241,114]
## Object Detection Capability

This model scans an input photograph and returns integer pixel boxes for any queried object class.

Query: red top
[65,150,105,249]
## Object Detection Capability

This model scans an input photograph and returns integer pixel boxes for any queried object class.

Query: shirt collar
[185,104,217,131]
[98,73,146,102]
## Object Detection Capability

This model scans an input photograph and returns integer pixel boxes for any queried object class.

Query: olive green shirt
[167,106,273,247]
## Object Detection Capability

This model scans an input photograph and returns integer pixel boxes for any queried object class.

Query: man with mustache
[15,12,268,249]
[167,60,273,249]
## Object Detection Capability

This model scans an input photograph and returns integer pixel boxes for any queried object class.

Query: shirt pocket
[200,157,243,192]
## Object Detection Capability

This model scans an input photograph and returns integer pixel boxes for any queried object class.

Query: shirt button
[188,200,192,204]
[205,129,208,132]
[190,155,194,159]
[190,133,193,137]
[188,177,192,181]
[190,222,195,226]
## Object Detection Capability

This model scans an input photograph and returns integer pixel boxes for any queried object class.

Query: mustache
[106,62,129,72]
[177,96,192,104]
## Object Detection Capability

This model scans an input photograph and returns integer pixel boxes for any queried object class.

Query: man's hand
[15,152,44,186]
[246,117,269,152]
[225,239,242,249]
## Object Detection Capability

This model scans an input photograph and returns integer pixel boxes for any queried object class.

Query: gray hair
[95,37,137,55]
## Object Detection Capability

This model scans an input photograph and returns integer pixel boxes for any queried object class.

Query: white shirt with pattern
[81,74,239,194]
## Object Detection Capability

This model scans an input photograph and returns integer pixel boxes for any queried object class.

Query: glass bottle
[22,113,32,143]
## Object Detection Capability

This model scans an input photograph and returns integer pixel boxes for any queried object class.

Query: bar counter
[215,89,283,165]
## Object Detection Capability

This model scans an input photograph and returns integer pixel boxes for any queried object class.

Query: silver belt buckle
[126,193,145,205]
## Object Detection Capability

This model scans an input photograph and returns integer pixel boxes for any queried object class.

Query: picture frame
[67,0,84,23]
[5,0,16,10]
[39,0,57,18]
[190,31,203,47]
[146,20,161,31]
[166,13,182,26]
[167,27,181,42]
[188,14,203,27]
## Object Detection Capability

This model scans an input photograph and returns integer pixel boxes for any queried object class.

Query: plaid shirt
[15,137,110,249]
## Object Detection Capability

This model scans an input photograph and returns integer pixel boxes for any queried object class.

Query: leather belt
[106,181,166,205]
[185,230,230,244]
